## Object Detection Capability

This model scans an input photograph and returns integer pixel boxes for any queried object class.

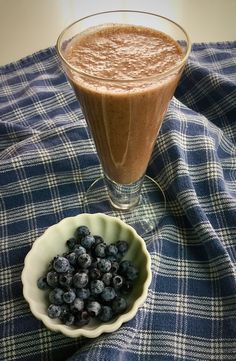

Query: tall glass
[57,11,191,235]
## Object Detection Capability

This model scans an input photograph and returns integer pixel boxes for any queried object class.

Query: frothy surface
[65,24,183,80]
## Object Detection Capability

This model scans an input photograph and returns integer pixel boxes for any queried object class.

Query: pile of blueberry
[37,225,139,327]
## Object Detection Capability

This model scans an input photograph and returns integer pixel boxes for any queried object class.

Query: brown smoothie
[64,24,183,184]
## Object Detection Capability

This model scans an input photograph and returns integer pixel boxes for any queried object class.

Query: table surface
[1,0,236,66]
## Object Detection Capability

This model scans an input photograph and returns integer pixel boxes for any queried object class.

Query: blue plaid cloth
[0,42,236,361]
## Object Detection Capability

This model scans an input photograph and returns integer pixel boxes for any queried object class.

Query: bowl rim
[21,213,152,338]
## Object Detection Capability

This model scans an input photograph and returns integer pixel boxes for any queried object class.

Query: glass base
[83,175,166,238]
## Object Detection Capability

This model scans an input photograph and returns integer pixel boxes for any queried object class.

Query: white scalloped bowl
[21,213,152,338]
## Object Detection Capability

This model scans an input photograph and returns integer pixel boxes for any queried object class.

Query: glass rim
[56,10,192,83]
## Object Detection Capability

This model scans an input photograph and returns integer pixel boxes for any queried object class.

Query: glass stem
[104,174,144,210]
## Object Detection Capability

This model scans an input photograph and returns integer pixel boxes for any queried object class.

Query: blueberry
[59,272,73,287]
[71,298,84,312]
[90,280,105,295]
[81,310,90,321]
[59,304,70,319]
[49,288,64,305]
[101,286,116,302]
[53,256,70,273]
[94,243,106,258]
[94,235,104,246]
[48,304,62,319]
[73,272,88,288]
[112,275,123,289]
[86,301,101,317]
[116,240,129,254]
[66,252,77,266]
[62,312,75,326]
[98,258,111,273]
[46,271,58,287]
[98,305,113,322]
[75,310,90,327]
[74,245,86,257]
[37,276,49,290]
[118,260,133,275]
[66,237,77,251]
[80,235,95,250]
[102,272,113,286]
[89,267,101,280]
[75,225,90,240]
[77,253,92,269]
[112,296,127,314]
[76,288,91,300]
[110,261,119,274]
[126,264,139,281]
[106,244,118,257]
[63,288,76,304]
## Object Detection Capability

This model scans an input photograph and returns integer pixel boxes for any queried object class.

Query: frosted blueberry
[75,225,90,240]
[49,287,64,305]
[76,288,91,300]
[66,252,77,266]
[118,260,133,275]
[53,256,70,273]
[77,253,92,269]
[74,245,86,257]
[110,261,119,273]
[98,306,113,322]
[75,310,90,327]
[59,273,73,287]
[89,267,101,280]
[73,272,88,288]
[106,244,118,257]
[101,286,116,302]
[112,296,127,314]
[112,275,123,289]
[94,235,104,246]
[66,237,77,251]
[46,271,58,288]
[90,280,105,295]
[63,289,76,304]
[94,243,106,258]
[37,276,49,290]
[98,258,112,273]
[102,272,113,286]
[86,301,101,317]
[72,298,84,312]
[48,304,62,319]
[80,235,95,250]
[126,264,139,281]
[116,240,129,254]
[63,313,75,326]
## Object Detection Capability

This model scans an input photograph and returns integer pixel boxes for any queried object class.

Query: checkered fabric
[0,42,236,361]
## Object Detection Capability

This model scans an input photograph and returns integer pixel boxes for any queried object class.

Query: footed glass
[56,10,191,236]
